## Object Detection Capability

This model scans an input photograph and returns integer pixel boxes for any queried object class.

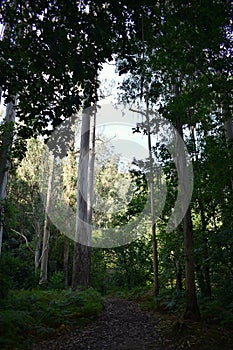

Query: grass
[0,287,103,350]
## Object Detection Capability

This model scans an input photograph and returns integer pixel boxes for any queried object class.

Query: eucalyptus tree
[0,99,16,254]
[0,0,134,282]
[116,0,232,320]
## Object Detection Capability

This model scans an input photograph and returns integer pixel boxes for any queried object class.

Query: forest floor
[31,297,233,350]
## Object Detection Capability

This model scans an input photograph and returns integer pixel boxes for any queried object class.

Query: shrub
[0,288,103,349]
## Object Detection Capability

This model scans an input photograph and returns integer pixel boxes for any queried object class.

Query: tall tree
[62,139,77,288]
[0,99,16,254]
[72,110,91,290]
[39,153,54,285]
[175,109,200,320]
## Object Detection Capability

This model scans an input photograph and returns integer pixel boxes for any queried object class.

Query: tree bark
[63,235,70,289]
[87,109,96,230]
[223,105,233,191]
[72,111,91,290]
[0,99,16,254]
[146,101,159,297]
[173,82,200,320]
[175,117,200,321]
[189,115,211,298]
[176,260,183,291]
[198,200,211,298]
[34,221,42,273]
[39,154,54,284]
[182,206,200,320]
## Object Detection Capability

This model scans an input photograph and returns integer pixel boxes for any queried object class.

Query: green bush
[199,298,233,328]
[48,271,64,290]
[0,273,11,299]
[0,251,39,292]
[0,310,33,348]
[0,288,103,349]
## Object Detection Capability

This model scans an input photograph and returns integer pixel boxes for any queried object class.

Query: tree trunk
[176,259,183,291]
[174,218,183,291]
[223,105,233,191]
[199,201,212,298]
[72,111,91,290]
[173,83,200,320]
[87,109,96,230]
[34,221,42,273]
[63,235,70,289]
[189,115,211,298]
[183,207,200,321]
[39,154,54,284]
[175,118,200,321]
[0,99,16,254]
[146,101,159,297]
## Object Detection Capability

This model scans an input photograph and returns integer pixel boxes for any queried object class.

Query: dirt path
[31,298,173,350]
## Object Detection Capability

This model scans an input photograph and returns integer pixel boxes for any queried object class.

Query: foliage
[48,271,65,290]
[0,250,40,291]
[0,0,134,146]
[91,235,153,293]
[0,288,103,349]
[0,1,232,345]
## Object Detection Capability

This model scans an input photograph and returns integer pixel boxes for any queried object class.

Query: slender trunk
[224,116,233,148]
[0,99,16,254]
[63,235,70,289]
[34,221,42,273]
[189,115,211,298]
[72,111,91,290]
[175,235,183,291]
[140,18,159,296]
[175,117,200,321]
[39,154,54,284]
[83,108,97,286]
[176,260,183,291]
[183,207,200,320]
[223,105,233,190]
[199,201,212,298]
[173,83,200,320]
[174,218,183,291]
[87,109,96,229]
[146,101,159,297]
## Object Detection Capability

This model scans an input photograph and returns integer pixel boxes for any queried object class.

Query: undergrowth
[0,288,103,350]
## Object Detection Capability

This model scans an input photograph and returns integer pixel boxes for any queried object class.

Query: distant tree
[0,99,16,254]
[39,153,54,285]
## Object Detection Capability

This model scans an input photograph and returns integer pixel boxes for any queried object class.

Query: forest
[0,1,232,349]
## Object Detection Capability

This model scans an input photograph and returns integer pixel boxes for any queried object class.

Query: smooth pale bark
[146,102,159,297]
[72,111,91,290]
[87,109,96,229]
[39,154,54,284]
[34,221,42,273]
[0,99,16,254]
